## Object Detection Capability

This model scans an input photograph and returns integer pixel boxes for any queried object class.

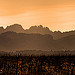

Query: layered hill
[0,32,54,51]
[1,24,75,39]
[0,31,75,51]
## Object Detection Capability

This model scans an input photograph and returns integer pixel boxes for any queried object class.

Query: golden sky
[0,0,75,32]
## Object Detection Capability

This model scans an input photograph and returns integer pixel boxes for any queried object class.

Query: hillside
[0,32,75,51]
[1,24,75,40]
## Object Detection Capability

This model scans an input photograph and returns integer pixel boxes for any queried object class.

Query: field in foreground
[0,55,75,75]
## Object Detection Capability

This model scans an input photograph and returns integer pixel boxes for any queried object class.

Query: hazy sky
[0,0,75,32]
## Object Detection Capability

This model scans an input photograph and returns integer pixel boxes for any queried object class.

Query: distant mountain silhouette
[0,27,4,34]
[25,25,53,34]
[0,24,25,34]
[0,24,75,39]
[0,31,75,51]
[5,24,25,33]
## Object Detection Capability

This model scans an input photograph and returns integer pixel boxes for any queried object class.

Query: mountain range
[0,24,75,51]
[0,24,75,39]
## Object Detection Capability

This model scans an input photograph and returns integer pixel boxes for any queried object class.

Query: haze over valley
[0,24,75,52]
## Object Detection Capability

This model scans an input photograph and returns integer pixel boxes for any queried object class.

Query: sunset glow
[0,0,75,32]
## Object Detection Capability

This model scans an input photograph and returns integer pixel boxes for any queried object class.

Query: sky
[0,0,75,32]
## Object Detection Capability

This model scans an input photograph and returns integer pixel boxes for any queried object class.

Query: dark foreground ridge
[0,55,75,75]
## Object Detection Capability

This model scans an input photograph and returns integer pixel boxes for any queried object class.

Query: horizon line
[0,23,75,33]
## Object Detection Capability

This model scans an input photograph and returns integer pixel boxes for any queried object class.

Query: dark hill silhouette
[25,25,53,35]
[0,27,4,34]
[0,32,55,51]
[5,24,25,33]
[0,24,75,39]
[0,32,75,51]
[56,35,75,50]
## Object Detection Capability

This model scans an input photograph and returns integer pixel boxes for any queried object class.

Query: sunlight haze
[0,0,75,32]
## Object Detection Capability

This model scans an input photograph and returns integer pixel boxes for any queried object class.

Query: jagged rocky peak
[0,26,4,30]
[0,26,4,33]
[5,24,25,33]
[29,25,49,30]
[38,25,43,28]
[25,25,52,34]
[6,24,23,29]
[29,25,50,31]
